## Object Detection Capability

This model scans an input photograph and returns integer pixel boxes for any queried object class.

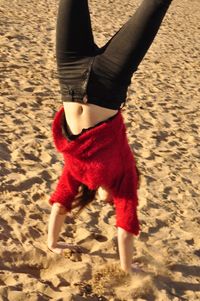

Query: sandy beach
[0,0,200,300]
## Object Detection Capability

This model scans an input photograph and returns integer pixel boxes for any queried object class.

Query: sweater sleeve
[111,165,140,235]
[49,164,81,211]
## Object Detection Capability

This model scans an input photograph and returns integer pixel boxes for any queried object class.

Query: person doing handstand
[47,0,173,274]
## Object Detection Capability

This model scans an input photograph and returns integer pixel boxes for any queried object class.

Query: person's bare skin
[48,187,138,274]
[48,203,137,274]
[63,101,118,135]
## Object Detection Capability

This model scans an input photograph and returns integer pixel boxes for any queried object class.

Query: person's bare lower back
[63,102,118,135]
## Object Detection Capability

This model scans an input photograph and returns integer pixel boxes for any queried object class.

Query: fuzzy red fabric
[49,106,140,235]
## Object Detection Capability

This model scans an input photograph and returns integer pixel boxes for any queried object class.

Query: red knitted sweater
[49,107,140,235]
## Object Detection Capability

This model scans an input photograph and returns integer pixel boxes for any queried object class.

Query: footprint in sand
[92,233,108,242]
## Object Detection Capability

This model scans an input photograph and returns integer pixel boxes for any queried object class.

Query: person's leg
[92,0,173,85]
[56,0,99,101]
[56,0,97,60]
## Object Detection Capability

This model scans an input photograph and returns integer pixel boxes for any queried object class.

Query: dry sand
[0,0,200,300]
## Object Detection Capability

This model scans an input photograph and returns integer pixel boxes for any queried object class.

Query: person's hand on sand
[130,261,145,275]
[48,241,84,256]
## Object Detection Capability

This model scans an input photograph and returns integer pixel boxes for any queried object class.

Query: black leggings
[56,0,172,109]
